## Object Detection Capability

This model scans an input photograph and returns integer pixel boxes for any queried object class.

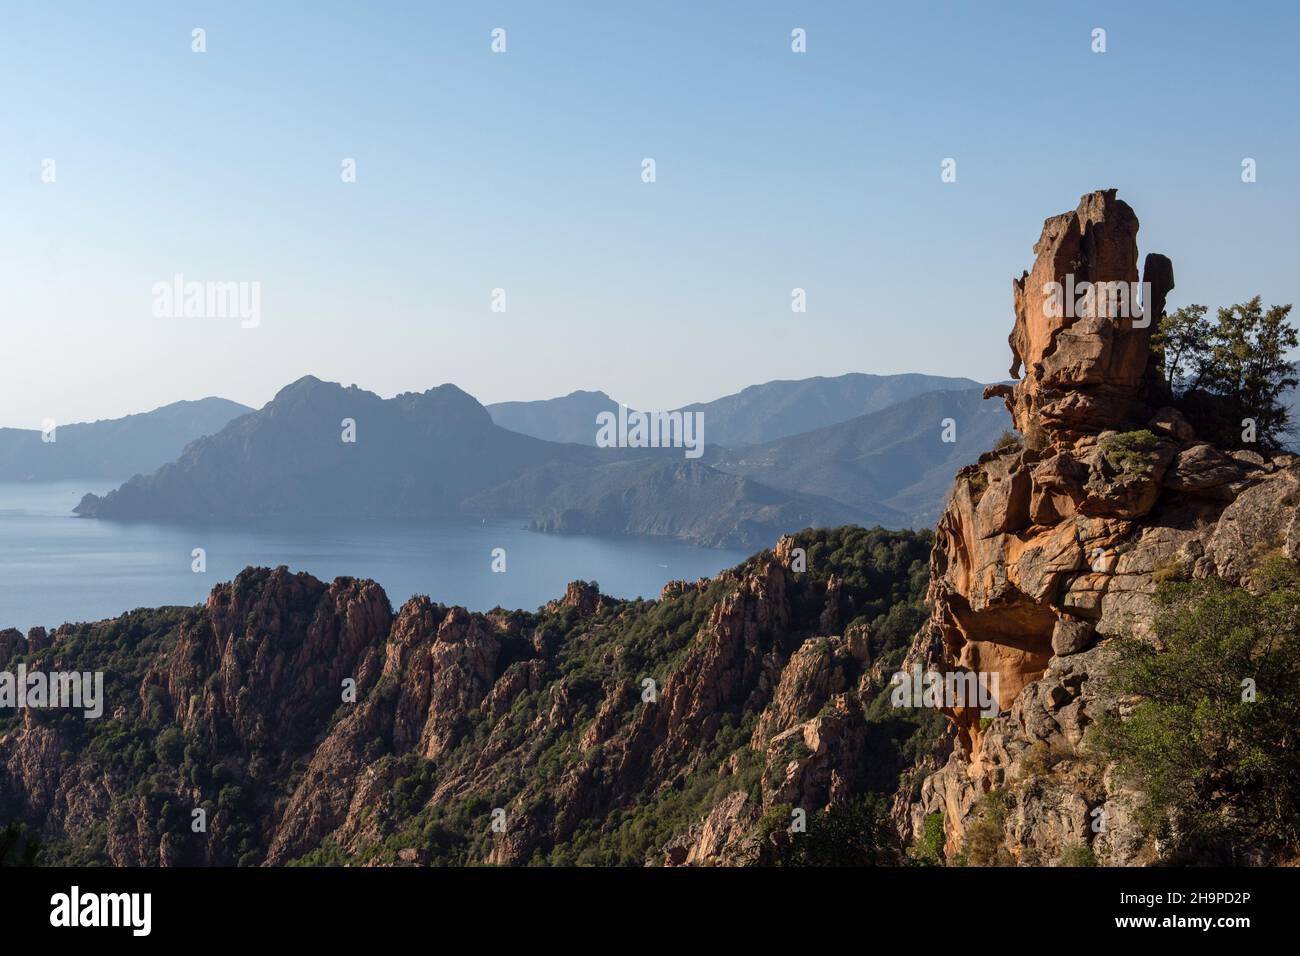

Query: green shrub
[153,727,185,765]
[959,789,1012,866]
[1100,429,1160,474]
[1057,843,1098,867]
[911,811,946,866]
[1017,740,1068,779]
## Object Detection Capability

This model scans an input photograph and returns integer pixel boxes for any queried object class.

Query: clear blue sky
[2,0,1297,427]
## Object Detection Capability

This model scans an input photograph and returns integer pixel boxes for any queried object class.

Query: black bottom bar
[4,865,1293,942]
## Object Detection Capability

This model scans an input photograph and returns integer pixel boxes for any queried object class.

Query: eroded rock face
[903,189,1300,865]
[1002,189,1174,447]
[262,547,889,866]
[163,568,393,757]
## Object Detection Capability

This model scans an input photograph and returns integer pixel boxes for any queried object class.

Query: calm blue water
[0,481,749,632]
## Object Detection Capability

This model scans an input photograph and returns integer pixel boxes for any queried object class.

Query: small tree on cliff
[1153,304,1212,394]
[1154,297,1298,450]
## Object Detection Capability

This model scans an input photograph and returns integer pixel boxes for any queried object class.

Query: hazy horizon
[0,367,989,430]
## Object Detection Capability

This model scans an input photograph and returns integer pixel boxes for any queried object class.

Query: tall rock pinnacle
[986,189,1174,448]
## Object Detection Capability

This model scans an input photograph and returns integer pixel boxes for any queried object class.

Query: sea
[0,480,748,632]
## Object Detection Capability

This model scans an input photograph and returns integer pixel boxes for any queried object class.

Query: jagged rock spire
[985,189,1174,448]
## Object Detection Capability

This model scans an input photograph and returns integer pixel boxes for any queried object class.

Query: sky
[2,0,1297,428]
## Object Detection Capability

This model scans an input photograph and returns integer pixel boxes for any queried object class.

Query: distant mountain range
[707,387,1010,528]
[0,398,251,481]
[486,372,982,447]
[68,373,1013,547]
[72,376,881,547]
[485,390,618,446]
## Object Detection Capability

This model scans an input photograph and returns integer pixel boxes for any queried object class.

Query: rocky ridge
[0,526,934,866]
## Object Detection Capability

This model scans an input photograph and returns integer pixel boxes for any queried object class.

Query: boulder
[1162,443,1244,498]
[1148,406,1195,441]
[1051,617,1095,656]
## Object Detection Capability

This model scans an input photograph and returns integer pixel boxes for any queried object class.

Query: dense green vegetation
[1092,554,1300,863]
[2,605,301,867]
[775,795,902,866]
[790,525,933,670]
[1153,297,1297,450]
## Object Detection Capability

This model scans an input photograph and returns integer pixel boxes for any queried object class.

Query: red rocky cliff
[901,190,1300,864]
